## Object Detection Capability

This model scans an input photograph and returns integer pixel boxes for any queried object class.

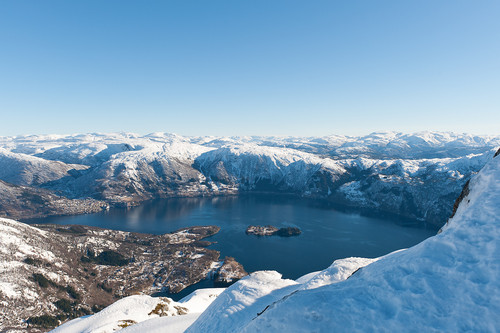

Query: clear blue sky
[0,0,499,137]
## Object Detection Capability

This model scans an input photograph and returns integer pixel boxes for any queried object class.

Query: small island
[246,225,302,237]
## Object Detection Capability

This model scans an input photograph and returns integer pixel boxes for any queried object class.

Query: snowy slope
[194,143,346,191]
[0,218,75,329]
[0,148,88,186]
[50,289,225,333]
[333,152,494,223]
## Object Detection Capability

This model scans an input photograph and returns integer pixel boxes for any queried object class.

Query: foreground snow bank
[50,289,224,333]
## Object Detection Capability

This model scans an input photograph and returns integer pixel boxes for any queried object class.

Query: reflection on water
[27,195,436,280]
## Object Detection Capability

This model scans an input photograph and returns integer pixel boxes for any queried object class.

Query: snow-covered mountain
[50,147,500,332]
[191,131,500,159]
[0,132,498,226]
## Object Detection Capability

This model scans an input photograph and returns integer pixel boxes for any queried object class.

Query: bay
[28,195,435,282]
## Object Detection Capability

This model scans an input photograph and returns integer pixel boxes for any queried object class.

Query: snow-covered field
[51,148,500,332]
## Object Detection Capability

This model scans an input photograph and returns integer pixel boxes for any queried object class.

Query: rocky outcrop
[246,225,301,237]
[246,225,279,236]
[450,180,470,219]
[214,257,248,285]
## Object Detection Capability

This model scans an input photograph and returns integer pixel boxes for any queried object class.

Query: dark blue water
[28,195,435,280]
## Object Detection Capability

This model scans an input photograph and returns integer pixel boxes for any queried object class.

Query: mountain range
[0,131,498,227]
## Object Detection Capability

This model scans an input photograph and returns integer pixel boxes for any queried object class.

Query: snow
[48,148,500,333]
[178,288,225,313]
[294,271,321,284]
[185,271,299,333]
[50,289,225,333]
[299,256,380,290]
[119,314,201,333]
[0,131,496,225]
[0,282,19,299]
[0,218,56,262]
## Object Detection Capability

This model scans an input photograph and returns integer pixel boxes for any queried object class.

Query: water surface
[29,195,435,280]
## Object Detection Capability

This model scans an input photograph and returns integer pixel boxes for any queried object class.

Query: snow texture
[50,288,224,333]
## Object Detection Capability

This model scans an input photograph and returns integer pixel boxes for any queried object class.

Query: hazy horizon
[2,129,499,139]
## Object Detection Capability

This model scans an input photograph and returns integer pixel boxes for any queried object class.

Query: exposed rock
[246,225,301,237]
[449,180,471,219]
[276,227,302,237]
[246,225,279,236]
[214,257,248,285]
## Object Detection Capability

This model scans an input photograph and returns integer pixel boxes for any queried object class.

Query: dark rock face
[450,180,470,219]
[246,225,301,237]
[276,227,302,237]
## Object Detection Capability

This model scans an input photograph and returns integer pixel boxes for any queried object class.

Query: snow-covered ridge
[1,131,498,160]
[50,289,225,333]
[0,131,498,225]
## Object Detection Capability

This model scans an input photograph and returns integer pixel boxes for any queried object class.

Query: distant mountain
[0,132,498,226]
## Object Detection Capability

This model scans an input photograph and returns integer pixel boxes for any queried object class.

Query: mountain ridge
[0,131,498,227]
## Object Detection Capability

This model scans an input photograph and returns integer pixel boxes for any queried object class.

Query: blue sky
[0,1,499,136]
